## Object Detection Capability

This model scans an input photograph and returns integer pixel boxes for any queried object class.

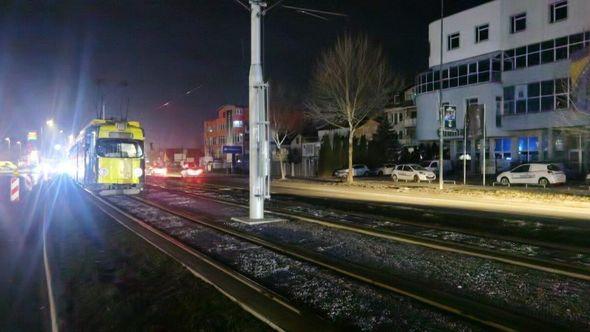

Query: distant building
[384,86,418,147]
[415,0,590,173]
[203,105,248,166]
[317,119,380,144]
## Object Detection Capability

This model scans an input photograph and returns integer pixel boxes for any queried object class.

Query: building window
[415,54,502,94]
[447,32,460,50]
[494,138,512,160]
[503,78,570,115]
[503,30,590,72]
[518,136,539,162]
[550,0,568,23]
[475,24,489,43]
[510,13,526,34]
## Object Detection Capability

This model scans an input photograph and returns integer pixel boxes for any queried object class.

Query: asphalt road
[0,181,49,331]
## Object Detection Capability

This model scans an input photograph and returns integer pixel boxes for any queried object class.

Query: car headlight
[98,168,108,176]
[133,168,143,177]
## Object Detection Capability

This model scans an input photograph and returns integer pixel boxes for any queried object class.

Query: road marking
[43,217,59,332]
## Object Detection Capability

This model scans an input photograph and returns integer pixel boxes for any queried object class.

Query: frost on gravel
[109,196,474,331]
[275,201,590,268]
[141,189,590,328]
[230,220,590,329]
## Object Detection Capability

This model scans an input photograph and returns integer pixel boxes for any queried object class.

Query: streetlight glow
[46,119,55,127]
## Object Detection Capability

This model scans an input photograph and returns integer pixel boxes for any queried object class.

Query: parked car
[496,163,566,186]
[391,164,436,182]
[374,163,396,176]
[420,160,453,174]
[334,164,370,178]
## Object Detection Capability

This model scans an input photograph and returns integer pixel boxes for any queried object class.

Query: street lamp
[46,119,55,128]
[16,141,21,154]
[4,137,10,151]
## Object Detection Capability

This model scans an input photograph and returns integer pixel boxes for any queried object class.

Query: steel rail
[171,179,590,255]
[132,193,566,331]
[82,188,331,332]
[148,182,590,282]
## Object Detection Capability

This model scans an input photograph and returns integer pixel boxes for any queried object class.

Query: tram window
[96,139,143,158]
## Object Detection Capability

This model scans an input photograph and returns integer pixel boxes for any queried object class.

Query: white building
[384,87,418,147]
[415,0,590,174]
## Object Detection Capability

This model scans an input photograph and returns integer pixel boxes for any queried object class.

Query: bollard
[10,177,19,202]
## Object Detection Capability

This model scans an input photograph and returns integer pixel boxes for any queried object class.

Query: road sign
[10,177,19,202]
[222,145,243,154]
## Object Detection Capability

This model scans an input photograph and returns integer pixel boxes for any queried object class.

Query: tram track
[147,181,590,282]
[81,187,331,332]
[132,187,582,330]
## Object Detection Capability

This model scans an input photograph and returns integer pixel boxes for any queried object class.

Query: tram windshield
[96,139,144,158]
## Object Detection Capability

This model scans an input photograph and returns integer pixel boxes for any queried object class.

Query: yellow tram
[70,119,145,195]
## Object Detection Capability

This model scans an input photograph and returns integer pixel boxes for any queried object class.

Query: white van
[421,160,453,174]
[496,163,566,186]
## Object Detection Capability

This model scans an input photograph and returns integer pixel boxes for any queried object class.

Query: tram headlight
[98,168,109,177]
[133,167,143,177]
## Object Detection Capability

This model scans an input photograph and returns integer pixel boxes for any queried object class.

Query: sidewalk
[271,179,590,222]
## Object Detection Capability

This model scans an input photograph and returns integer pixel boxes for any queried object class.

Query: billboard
[442,105,456,129]
[466,104,485,137]
[27,131,38,141]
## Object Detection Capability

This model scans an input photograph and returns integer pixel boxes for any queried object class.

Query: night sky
[0,0,490,149]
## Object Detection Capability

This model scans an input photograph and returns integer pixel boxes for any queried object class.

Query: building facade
[384,87,418,147]
[415,0,590,174]
[203,105,248,164]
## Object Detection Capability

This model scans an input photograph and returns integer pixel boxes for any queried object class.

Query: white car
[496,163,566,186]
[146,166,167,177]
[421,160,453,174]
[334,164,369,178]
[180,167,204,177]
[375,163,396,176]
[391,164,436,182]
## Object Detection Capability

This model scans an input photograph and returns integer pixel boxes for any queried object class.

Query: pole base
[231,216,285,225]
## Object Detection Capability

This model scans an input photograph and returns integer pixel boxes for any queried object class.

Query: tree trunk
[347,132,354,184]
[280,157,286,180]
[278,148,286,180]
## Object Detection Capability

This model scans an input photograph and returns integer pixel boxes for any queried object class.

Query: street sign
[442,105,456,129]
[27,131,38,141]
[222,145,243,154]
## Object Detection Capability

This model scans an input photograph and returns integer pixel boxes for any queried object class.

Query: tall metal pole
[463,110,467,185]
[248,1,269,220]
[482,105,487,186]
[438,0,444,190]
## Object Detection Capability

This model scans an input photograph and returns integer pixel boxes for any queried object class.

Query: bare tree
[567,50,590,114]
[307,34,399,183]
[269,84,303,180]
